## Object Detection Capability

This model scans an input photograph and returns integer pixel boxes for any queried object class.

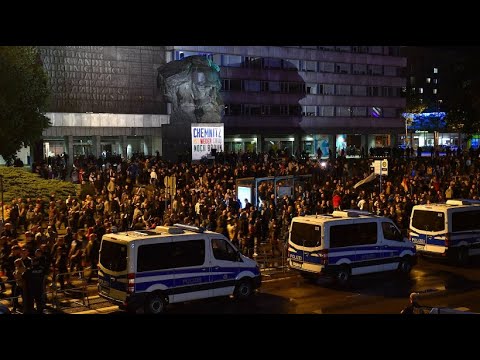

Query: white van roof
[413,199,480,211]
[103,224,216,243]
[292,211,381,226]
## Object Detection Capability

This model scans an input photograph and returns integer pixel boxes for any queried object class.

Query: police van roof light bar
[173,223,205,233]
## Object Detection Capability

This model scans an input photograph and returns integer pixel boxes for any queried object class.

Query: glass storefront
[412,132,460,149]
[224,138,257,153]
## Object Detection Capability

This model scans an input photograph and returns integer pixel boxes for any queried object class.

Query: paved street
[64,256,480,314]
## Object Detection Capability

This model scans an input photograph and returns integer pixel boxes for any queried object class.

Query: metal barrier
[50,268,98,311]
[254,240,289,272]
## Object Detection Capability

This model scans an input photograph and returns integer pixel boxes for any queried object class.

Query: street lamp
[403,114,413,147]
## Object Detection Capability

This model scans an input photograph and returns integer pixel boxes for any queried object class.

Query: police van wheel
[398,257,412,274]
[335,266,350,286]
[235,279,253,300]
[145,293,167,314]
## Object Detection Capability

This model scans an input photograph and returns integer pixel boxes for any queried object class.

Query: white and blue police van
[288,210,416,284]
[98,224,261,314]
[409,199,480,265]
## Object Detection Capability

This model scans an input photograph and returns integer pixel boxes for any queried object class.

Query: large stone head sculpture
[157,55,224,124]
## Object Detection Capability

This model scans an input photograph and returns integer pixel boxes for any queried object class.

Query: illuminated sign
[191,123,224,161]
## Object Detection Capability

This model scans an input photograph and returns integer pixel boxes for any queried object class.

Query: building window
[352,64,367,75]
[367,86,380,97]
[244,80,261,92]
[267,105,287,116]
[319,84,335,95]
[388,47,400,56]
[318,106,334,117]
[223,55,242,67]
[433,67,438,74]
[433,78,438,84]
[410,76,416,85]
[384,66,397,76]
[336,106,351,117]
[319,46,334,51]
[289,82,304,94]
[306,83,318,94]
[352,107,367,117]
[382,87,401,97]
[225,104,242,116]
[369,46,383,54]
[319,62,335,73]
[289,105,302,116]
[222,79,242,91]
[269,81,281,93]
[245,104,262,116]
[335,46,351,52]
[335,63,351,74]
[368,64,383,75]
[301,60,317,72]
[336,84,351,96]
[302,106,317,116]
[419,88,424,94]
[426,77,431,83]
[353,46,369,53]
[383,108,396,118]
[352,85,367,96]
[433,88,438,94]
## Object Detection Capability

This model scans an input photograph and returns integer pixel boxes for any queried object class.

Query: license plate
[291,261,302,268]
[412,238,425,245]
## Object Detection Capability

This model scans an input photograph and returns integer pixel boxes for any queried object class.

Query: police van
[98,224,261,314]
[409,199,480,264]
[288,210,416,284]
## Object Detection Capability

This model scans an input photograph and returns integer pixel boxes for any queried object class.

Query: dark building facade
[402,47,480,149]
[168,46,407,157]
[38,46,168,164]
[3,46,409,165]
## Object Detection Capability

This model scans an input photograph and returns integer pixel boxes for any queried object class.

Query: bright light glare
[320,162,327,168]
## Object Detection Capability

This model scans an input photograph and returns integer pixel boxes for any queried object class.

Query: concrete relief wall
[38,46,167,114]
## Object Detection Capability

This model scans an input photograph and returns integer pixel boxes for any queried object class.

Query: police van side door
[172,237,213,303]
[353,221,383,275]
[210,237,240,297]
[381,221,404,271]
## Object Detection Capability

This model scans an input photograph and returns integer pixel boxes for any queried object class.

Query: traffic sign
[372,159,388,176]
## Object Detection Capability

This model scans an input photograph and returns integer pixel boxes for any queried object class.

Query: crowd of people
[2,146,480,312]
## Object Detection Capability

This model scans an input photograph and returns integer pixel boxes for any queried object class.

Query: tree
[444,50,480,139]
[405,91,427,116]
[0,46,51,164]
[445,94,480,139]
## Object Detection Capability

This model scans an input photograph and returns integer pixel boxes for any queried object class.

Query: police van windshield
[290,222,321,247]
[411,210,445,232]
[99,240,127,272]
